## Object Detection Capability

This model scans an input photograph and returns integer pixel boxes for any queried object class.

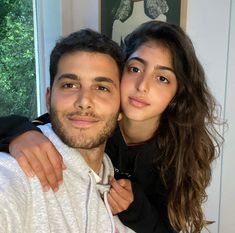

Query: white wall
[58,1,235,232]
[186,1,233,232]
[219,0,235,232]
[61,0,99,36]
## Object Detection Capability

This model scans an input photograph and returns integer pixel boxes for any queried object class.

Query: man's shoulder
[0,151,19,170]
[0,152,30,228]
[0,152,28,192]
[0,151,21,171]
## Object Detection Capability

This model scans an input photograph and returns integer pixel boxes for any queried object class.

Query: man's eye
[63,83,78,88]
[96,86,109,92]
[157,76,169,84]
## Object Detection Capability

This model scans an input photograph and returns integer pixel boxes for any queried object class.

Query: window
[33,0,61,115]
[0,0,36,119]
[0,0,61,119]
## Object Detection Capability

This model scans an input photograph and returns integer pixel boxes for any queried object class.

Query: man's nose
[74,87,92,110]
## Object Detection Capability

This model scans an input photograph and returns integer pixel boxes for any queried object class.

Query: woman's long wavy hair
[123,21,223,233]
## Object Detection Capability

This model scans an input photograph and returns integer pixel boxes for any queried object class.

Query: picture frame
[100,0,188,44]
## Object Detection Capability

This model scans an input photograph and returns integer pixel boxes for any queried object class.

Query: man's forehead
[55,51,120,83]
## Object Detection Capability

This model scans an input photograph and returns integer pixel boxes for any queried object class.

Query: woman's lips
[128,96,150,108]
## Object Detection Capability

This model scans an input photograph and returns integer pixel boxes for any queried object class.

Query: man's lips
[68,116,99,127]
[128,96,150,108]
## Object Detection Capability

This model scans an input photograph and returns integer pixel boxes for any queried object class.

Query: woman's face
[121,41,177,124]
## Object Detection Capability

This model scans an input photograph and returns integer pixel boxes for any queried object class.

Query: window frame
[33,0,62,115]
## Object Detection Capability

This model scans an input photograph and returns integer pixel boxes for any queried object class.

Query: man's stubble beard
[50,108,118,149]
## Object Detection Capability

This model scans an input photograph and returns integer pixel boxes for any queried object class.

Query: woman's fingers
[107,178,134,214]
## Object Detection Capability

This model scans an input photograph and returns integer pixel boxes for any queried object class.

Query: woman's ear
[117,112,122,121]
[45,87,51,113]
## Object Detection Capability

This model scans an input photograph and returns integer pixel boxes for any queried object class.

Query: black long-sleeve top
[0,114,177,233]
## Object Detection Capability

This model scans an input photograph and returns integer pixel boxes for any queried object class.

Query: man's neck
[78,144,105,174]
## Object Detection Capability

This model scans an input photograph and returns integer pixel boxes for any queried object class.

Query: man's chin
[55,130,105,149]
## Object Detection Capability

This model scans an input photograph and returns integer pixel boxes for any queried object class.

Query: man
[0,29,134,233]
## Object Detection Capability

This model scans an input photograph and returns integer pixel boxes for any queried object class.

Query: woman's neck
[119,115,159,145]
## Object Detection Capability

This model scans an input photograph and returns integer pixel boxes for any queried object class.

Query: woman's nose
[136,75,149,93]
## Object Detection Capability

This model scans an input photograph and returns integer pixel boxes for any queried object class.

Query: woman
[0,21,222,233]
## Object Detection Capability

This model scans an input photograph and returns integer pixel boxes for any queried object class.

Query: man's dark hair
[49,29,124,87]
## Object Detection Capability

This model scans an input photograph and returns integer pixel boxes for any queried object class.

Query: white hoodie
[0,123,135,233]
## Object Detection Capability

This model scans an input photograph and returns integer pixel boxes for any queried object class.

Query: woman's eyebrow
[127,57,146,65]
[128,57,175,74]
[154,65,175,74]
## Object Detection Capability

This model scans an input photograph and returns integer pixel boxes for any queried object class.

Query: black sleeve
[118,182,177,233]
[0,114,50,152]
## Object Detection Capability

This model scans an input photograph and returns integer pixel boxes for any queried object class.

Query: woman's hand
[107,178,134,215]
[9,130,65,192]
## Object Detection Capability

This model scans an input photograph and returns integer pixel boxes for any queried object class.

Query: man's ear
[45,87,51,113]
[117,112,122,121]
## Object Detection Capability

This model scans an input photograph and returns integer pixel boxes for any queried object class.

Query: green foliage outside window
[0,0,37,119]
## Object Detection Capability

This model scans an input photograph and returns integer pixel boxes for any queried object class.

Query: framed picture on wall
[100,0,187,44]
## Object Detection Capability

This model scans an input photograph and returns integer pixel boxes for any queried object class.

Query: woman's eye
[128,66,141,73]
[157,76,169,83]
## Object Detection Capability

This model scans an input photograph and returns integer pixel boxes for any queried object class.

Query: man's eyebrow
[94,77,114,84]
[57,73,79,81]
[56,74,117,86]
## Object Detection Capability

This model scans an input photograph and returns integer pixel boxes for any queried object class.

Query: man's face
[46,51,120,149]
